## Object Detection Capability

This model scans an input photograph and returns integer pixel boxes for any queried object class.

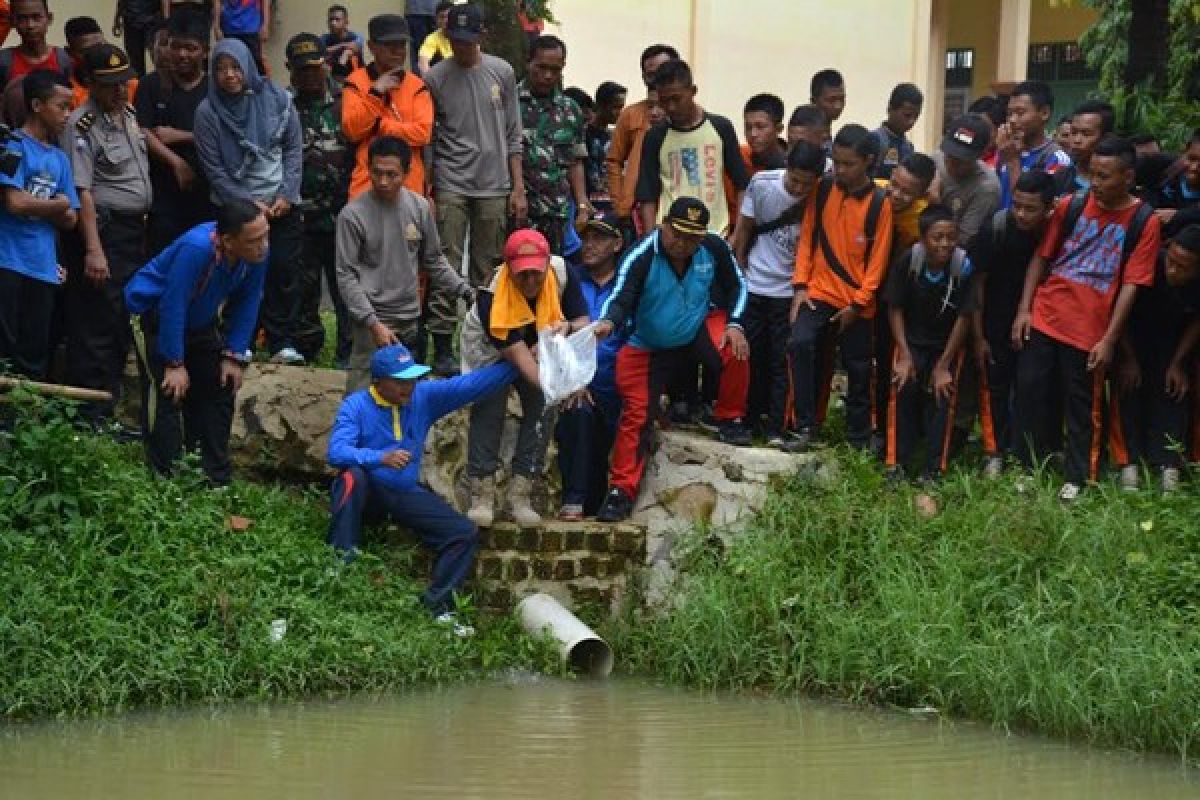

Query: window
[1027,41,1098,82]
[945,47,974,88]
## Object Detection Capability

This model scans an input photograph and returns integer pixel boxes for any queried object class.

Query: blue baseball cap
[370,344,431,381]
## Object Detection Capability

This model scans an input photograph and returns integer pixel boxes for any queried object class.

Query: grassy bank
[610,450,1200,761]
[0,397,558,718]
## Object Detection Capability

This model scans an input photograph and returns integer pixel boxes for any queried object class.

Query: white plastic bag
[538,323,598,406]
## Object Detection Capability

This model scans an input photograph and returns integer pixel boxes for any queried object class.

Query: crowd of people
[1,0,1198,628]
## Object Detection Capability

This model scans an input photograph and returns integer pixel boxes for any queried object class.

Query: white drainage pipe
[516,593,613,678]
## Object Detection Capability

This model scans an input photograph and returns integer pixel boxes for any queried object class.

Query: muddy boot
[432,333,459,377]
[509,474,542,528]
[466,474,495,528]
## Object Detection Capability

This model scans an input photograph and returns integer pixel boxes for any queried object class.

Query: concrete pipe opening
[516,593,614,679]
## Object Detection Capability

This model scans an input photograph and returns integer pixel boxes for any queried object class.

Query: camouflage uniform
[518,81,586,254]
[292,82,351,365]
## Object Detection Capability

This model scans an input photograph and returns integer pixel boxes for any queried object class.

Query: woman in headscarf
[194,37,306,364]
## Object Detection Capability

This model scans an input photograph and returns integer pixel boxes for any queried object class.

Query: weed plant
[0,396,559,718]
[611,448,1200,761]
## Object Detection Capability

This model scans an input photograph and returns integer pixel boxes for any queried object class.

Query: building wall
[946,0,1097,102]
[42,0,939,148]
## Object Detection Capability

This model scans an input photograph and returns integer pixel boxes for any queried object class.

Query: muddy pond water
[1,679,1195,798]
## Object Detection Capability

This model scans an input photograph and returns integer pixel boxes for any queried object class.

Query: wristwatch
[221,349,250,366]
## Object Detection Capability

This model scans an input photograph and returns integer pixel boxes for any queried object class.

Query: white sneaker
[982,456,1004,479]
[435,612,475,638]
[1161,467,1181,493]
[1058,482,1082,502]
[271,346,306,365]
[1118,464,1140,492]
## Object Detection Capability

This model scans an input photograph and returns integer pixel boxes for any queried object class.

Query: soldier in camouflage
[519,34,589,255]
[288,33,352,366]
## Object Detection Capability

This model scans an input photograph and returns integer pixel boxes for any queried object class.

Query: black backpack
[808,174,888,289]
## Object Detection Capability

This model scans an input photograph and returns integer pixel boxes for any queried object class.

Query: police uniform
[61,46,153,421]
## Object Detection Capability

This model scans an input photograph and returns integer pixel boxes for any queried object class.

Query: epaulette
[75,112,96,134]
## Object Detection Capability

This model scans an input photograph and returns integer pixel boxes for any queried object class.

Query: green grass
[609,448,1200,761]
[0,396,560,718]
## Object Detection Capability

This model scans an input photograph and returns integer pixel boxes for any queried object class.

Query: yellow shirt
[876,178,927,252]
[419,30,454,65]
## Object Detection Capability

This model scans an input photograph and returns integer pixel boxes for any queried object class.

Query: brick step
[479,521,646,557]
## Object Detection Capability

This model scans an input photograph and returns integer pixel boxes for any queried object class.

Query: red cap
[504,229,551,273]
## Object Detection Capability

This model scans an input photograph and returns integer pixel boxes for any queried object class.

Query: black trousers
[133,317,235,486]
[1111,347,1189,469]
[228,33,267,75]
[122,19,157,76]
[872,304,891,437]
[788,300,873,446]
[259,207,304,355]
[0,269,56,378]
[63,210,147,421]
[744,293,792,436]
[296,227,333,362]
[1014,330,1107,485]
[149,200,217,258]
[981,328,1020,455]
[885,345,965,477]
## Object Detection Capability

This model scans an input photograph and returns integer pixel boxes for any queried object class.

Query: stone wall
[166,365,811,612]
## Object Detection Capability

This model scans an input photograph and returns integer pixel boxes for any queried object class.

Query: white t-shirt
[740,169,802,299]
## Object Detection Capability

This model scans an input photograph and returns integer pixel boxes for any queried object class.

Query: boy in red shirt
[1011,135,1161,500]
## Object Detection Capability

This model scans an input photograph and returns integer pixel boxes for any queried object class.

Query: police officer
[62,42,152,424]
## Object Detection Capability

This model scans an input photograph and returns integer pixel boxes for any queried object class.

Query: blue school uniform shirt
[221,0,263,35]
[124,223,268,362]
[0,131,79,284]
[327,362,517,492]
[997,139,1071,209]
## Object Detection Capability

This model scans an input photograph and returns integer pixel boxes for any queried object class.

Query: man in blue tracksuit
[125,200,269,485]
[327,343,516,621]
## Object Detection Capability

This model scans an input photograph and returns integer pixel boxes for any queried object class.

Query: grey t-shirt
[739,169,802,299]
[934,151,1002,242]
[425,53,522,197]
[63,102,153,213]
[335,188,467,326]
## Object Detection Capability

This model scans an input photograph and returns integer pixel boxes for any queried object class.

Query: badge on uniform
[405,223,420,241]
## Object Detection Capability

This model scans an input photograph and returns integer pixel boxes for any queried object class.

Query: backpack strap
[809,174,835,254]
[1056,189,1090,254]
[0,48,13,89]
[753,199,806,237]
[1120,201,1154,269]
[990,208,1009,252]
[907,242,926,279]
[863,185,887,264]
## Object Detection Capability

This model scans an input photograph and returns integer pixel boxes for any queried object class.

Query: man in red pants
[592,197,750,522]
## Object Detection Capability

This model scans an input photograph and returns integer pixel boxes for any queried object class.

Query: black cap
[446,3,483,43]
[83,43,135,85]
[584,211,623,238]
[285,33,326,69]
[665,197,710,235]
[940,114,991,161]
[368,14,411,44]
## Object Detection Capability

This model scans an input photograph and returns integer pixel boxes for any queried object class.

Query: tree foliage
[1080,0,1200,148]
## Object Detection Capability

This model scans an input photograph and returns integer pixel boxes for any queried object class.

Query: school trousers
[885,345,966,477]
[788,300,873,447]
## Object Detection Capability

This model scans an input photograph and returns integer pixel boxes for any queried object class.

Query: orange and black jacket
[341,64,433,199]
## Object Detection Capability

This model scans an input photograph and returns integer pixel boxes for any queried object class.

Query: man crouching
[326,343,516,634]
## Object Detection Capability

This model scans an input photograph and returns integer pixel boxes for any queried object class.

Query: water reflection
[1,679,1195,799]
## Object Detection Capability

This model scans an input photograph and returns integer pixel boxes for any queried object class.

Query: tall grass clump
[0,396,559,718]
[612,449,1200,761]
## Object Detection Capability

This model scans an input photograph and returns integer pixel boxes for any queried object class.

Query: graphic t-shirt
[1031,194,1161,352]
[635,112,748,234]
[0,131,79,283]
[740,168,803,299]
[997,139,1071,209]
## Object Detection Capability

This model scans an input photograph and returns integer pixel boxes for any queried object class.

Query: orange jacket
[605,99,652,219]
[793,179,893,318]
[342,65,433,199]
[71,75,139,110]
